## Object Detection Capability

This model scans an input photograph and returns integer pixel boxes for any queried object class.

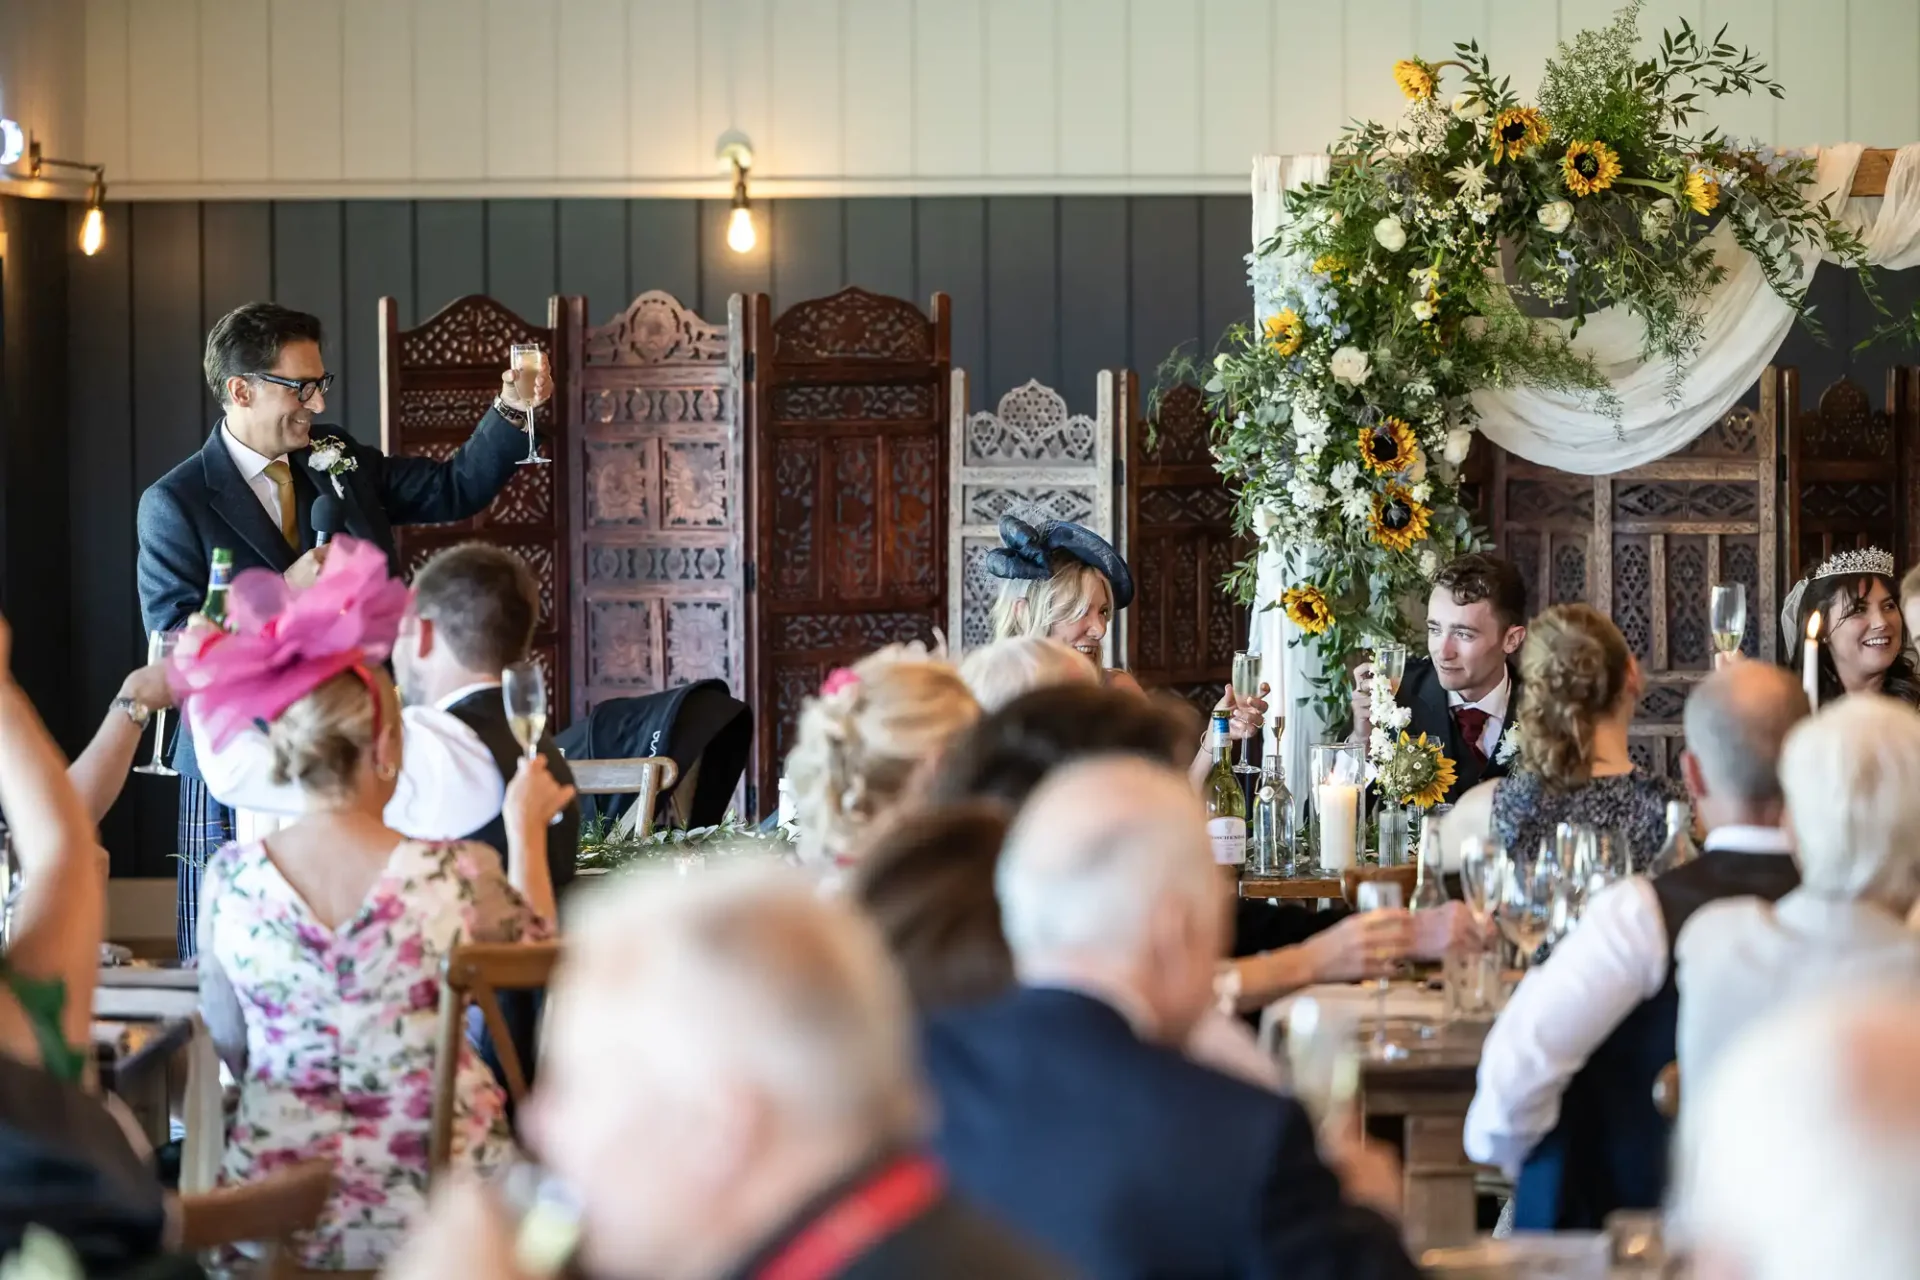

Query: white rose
[1329,460,1361,496]
[1537,200,1573,235]
[1329,346,1372,387]
[1443,426,1473,465]
[1373,216,1407,252]
[1251,505,1280,537]
[1411,298,1436,322]
[1419,549,1440,576]
[1451,94,1487,120]
[309,445,341,471]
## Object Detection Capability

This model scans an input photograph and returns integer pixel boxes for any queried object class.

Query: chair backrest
[430,942,562,1175]
[570,756,680,838]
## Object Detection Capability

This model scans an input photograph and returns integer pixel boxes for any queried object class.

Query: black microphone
[312,493,345,547]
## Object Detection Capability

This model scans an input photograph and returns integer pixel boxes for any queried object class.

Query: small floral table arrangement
[576,810,794,875]
[1366,654,1457,863]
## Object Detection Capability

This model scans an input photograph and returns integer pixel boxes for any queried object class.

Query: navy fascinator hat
[984,515,1134,611]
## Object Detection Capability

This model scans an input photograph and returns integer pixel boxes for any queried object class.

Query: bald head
[1679,993,1920,1280]
[1682,661,1809,818]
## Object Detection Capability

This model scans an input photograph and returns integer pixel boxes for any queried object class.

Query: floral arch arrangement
[1194,1,1895,729]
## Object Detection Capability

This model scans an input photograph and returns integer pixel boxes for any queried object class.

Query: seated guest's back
[1677,695,1920,1083]
[1466,662,1808,1229]
[1676,991,1920,1280]
[922,757,1419,1280]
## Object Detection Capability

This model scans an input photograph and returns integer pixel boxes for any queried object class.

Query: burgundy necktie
[1453,705,1491,767]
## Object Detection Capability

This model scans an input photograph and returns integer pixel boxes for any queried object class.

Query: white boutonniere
[1495,723,1521,766]
[307,434,359,497]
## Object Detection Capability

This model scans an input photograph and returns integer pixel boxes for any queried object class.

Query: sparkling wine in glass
[1374,643,1408,696]
[510,344,550,467]
[132,630,179,777]
[1231,650,1260,773]
[1457,837,1506,1015]
[502,660,548,762]
[1710,583,1747,658]
[1496,841,1560,967]
[1354,878,1407,1061]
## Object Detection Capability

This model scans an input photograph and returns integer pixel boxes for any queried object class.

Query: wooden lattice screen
[1784,368,1920,581]
[561,291,745,722]
[744,288,952,814]
[1119,376,1246,716]
[379,295,573,716]
[1487,384,1779,777]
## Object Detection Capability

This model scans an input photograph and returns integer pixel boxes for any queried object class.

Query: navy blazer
[135,412,524,775]
[922,987,1419,1280]
[1398,655,1523,804]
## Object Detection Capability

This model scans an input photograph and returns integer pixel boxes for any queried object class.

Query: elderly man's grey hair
[1682,661,1809,806]
[957,636,1098,711]
[1779,696,1920,912]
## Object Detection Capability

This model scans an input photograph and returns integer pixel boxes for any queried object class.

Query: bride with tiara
[1782,546,1920,705]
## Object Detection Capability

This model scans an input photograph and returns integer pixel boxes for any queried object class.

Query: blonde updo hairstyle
[786,645,981,866]
[1515,603,1635,792]
[989,553,1108,642]
[267,668,402,800]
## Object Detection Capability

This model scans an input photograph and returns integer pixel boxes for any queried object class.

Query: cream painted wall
[0,0,87,191]
[66,0,1920,199]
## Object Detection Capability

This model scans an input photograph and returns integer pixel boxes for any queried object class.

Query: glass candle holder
[1309,742,1366,873]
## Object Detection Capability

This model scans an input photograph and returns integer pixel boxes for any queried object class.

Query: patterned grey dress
[1489,767,1688,872]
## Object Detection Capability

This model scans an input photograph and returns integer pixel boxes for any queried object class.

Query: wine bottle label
[1207,817,1247,866]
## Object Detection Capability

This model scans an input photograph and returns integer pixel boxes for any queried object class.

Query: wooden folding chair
[429,942,563,1177]
[570,756,679,839]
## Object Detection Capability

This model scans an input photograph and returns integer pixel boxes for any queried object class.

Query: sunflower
[1490,106,1548,163]
[1359,417,1419,475]
[1402,733,1458,808]
[1393,59,1435,100]
[1560,139,1622,197]
[1311,252,1345,279]
[1264,308,1305,357]
[1369,482,1432,552]
[1682,167,1720,215]
[1282,584,1334,635]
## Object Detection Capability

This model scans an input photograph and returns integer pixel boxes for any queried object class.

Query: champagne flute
[1496,841,1561,971]
[1457,837,1505,1015]
[510,344,549,467]
[1353,878,1407,1061]
[1374,643,1408,697]
[1710,583,1747,659]
[132,630,179,777]
[1230,650,1260,773]
[502,660,548,762]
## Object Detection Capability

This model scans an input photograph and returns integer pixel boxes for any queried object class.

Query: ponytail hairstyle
[785,644,981,867]
[1515,604,1633,792]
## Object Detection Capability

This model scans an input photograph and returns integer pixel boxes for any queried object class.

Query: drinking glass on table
[1496,841,1563,971]
[1285,995,1361,1143]
[502,661,548,762]
[1353,879,1407,1061]
[1230,650,1260,774]
[1457,836,1506,1015]
[1710,582,1747,659]
[510,344,549,467]
[132,630,179,777]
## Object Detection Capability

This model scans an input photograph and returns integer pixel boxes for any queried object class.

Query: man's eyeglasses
[251,371,335,404]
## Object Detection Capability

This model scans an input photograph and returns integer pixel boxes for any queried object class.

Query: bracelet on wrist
[492,397,530,428]
[112,696,152,728]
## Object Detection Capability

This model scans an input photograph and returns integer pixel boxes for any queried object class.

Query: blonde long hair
[989,553,1107,642]
[1515,604,1633,792]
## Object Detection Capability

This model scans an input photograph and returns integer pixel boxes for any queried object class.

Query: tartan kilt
[175,777,234,961]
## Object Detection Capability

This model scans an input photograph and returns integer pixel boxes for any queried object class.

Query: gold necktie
[262,460,297,549]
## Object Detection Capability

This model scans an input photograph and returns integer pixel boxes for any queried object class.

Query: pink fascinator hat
[168,536,413,751]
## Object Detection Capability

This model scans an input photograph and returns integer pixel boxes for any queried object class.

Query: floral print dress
[200,838,551,1271]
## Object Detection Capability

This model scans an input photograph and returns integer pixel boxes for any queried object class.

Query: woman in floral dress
[172,538,564,1271]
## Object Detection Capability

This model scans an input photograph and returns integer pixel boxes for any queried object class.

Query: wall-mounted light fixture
[26,137,108,256]
[716,131,756,255]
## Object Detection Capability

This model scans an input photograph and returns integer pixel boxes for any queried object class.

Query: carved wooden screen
[1118,375,1247,715]
[379,295,572,716]
[947,373,1116,656]
[1488,389,1779,778]
[1783,368,1920,581]
[561,291,744,722]
[745,288,952,814]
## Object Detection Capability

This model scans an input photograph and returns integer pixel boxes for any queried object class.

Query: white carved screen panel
[947,372,1119,658]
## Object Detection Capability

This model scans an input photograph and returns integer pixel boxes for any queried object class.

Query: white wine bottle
[1203,713,1247,866]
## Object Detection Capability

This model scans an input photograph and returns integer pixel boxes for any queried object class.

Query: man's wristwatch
[112,696,152,728]
[492,397,529,428]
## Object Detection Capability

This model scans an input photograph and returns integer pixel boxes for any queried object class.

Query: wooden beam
[1852,149,1895,197]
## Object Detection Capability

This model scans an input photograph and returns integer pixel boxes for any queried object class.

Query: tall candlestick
[1803,611,1822,710]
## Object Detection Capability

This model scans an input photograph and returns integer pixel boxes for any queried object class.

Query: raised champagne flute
[1374,642,1408,696]
[1354,878,1408,1061]
[1230,649,1260,774]
[132,630,179,777]
[510,344,549,467]
[1709,583,1747,659]
[502,660,548,763]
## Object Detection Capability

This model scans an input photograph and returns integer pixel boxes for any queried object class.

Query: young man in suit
[1353,552,1529,805]
[922,756,1419,1280]
[136,302,547,957]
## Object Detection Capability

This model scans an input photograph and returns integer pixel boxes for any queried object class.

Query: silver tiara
[1779,545,1897,656]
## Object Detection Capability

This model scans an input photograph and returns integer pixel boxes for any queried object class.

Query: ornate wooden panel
[1120,375,1246,718]
[561,291,744,722]
[380,295,572,717]
[1784,368,1920,581]
[1486,380,1780,779]
[947,373,1116,656]
[744,288,952,814]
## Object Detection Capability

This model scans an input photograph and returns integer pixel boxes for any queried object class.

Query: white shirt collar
[221,423,284,481]
[434,680,504,713]
[1703,824,1794,855]
[1447,666,1512,719]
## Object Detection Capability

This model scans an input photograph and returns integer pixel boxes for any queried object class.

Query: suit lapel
[200,427,297,572]
[291,454,319,551]
[297,437,383,546]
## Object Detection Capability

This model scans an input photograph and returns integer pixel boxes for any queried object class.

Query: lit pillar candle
[1803,611,1822,710]
[1317,782,1359,872]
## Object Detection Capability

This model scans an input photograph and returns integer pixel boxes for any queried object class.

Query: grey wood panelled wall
[59,194,1254,875]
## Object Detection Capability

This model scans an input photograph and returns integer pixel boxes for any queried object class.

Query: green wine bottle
[202,548,235,629]
[1203,712,1247,866]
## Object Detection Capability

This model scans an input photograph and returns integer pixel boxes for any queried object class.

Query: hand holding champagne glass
[1353,879,1408,1061]
[509,344,550,467]
[502,660,548,762]
[132,630,179,777]
[1709,583,1747,659]
[1373,643,1408,696]
[1230,650,1260,772]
